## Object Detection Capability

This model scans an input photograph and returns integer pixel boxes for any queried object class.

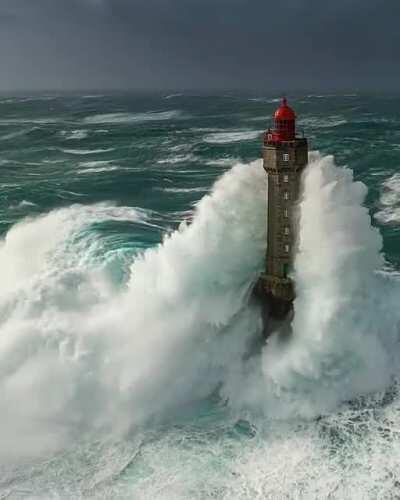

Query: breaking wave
[1,153,400,498]
[0,162,266,463]
[254,153,400,417]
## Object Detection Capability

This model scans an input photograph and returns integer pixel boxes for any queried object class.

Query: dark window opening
[283,263,290,278]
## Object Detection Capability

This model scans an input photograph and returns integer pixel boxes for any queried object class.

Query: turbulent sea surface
[1,92,400,498]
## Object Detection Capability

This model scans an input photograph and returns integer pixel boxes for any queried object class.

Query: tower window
[284,227,289,235]
[284,208,289,217]
[283,174,289,182]
[285,245,290,253]
[283,154,289,162]
[284,192,289,200]
[283,263,289,278]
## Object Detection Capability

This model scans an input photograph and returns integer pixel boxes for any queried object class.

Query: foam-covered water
[1,92,400,498]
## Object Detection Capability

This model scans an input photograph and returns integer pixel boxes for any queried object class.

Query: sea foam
[1,154,400,480]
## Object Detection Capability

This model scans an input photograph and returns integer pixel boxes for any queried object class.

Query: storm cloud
[0,0,399,91]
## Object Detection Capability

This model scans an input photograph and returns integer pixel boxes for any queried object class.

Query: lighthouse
[257,98,308,325]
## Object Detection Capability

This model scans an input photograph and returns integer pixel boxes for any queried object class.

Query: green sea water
[1,92,400,498]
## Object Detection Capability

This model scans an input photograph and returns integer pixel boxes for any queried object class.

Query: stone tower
[258,98,308,320]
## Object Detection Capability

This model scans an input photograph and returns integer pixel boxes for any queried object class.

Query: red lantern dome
[264,97,296,143]
[274,97,296,121]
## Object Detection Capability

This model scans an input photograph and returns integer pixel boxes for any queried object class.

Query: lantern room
[265,97,296,143]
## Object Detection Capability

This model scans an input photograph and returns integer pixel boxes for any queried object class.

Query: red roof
[274,97,296,121]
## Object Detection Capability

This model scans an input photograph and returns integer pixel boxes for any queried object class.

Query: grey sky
[1,0,399,91]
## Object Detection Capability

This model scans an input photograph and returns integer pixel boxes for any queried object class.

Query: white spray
[0,161,266,461]
[225,153,400,418]
[0,153,399,465]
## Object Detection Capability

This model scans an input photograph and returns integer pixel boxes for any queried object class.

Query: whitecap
[205,157,237,167]
[60,148,115,155]
[164,93,184,99]
[157,154,196,165]
[61,130,89,141]
[78,166,120,174]
[76,160,120,174]
[0,118,60,125]
[247,115,272,122]
[248,97,281,103]
[203,130,261,144]
[0,127,39,141]
[375,173,400,224]
[83,110,183,125]
[298,116,347,128]
[16,96,58,103]
[161,187,208,193]
[9,200,38,210]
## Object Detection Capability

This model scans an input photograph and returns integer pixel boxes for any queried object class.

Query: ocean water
[1,92,400,498]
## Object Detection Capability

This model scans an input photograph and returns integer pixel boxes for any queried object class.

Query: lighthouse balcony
[263,134,307,147]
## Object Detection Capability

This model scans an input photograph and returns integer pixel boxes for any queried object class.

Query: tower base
[260,292,294,339]
[254,276,294,339]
